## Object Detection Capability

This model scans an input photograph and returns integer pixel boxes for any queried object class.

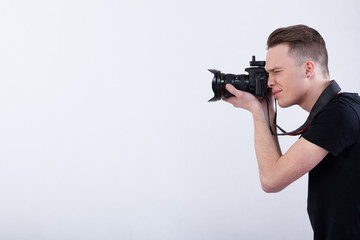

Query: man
[223,25,360,239]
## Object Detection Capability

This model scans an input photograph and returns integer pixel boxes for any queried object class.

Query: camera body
[208,56,269,102]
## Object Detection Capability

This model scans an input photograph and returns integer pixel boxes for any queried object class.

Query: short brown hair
[267,24,329,77]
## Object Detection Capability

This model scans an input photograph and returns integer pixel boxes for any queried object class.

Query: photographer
[223,25,360,239]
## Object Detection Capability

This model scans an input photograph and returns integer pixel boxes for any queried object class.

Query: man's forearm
[252,106,282,192]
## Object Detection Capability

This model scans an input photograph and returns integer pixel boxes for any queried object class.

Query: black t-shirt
[302,93,360,240]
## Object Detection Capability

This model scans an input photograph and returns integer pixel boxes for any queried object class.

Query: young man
[223,25,360,239]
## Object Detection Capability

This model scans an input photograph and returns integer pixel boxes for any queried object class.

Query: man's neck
[300,80,332,112]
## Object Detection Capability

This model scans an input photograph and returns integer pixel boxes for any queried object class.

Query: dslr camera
[208,56,269,102]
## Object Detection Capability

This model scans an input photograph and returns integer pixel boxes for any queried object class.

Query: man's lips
[272,90,282,97]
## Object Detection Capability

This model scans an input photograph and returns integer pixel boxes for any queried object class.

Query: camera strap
[264,80,341,136]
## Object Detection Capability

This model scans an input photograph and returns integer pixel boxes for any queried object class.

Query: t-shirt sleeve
[302,100,359,156]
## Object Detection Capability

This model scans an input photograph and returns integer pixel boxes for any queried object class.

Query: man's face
[266,43,308,108]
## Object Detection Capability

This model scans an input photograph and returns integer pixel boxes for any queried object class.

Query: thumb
[226,84,241,96]
[225,83,236,93]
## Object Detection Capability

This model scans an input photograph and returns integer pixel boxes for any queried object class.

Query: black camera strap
[264,80,341,136]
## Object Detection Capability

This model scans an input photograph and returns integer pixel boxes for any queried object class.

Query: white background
[1,0,360,239]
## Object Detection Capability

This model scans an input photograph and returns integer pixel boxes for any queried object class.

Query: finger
[225,84,243,97]
[222,96,237,105]
[222,96,233,103]
[225,84,236,93]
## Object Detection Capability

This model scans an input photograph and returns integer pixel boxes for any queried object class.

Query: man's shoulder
[332,92,360,107]
[303,92,360,156]
[322,92,360,118]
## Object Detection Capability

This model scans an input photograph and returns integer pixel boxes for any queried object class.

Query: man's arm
[224,84,328,193]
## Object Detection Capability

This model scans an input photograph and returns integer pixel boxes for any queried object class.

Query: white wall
[0,0,359,239]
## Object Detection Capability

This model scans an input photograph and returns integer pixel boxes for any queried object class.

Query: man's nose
[267,75,275,88]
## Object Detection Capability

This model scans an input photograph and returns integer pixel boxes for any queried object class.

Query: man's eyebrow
[266,67,281,73]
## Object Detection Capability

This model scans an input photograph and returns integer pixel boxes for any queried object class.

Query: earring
[307,75,310,78]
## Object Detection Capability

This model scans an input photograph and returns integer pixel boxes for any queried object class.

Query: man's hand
[222,84,261,112]
[222,84,276,122]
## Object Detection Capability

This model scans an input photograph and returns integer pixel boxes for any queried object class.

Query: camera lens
[208,70,252,102]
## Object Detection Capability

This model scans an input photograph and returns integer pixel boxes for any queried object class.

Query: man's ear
[305,61,315,78]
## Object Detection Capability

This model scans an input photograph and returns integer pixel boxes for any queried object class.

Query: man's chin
[277,99,292,108]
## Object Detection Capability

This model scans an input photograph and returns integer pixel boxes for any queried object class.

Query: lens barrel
[208,70,251,102]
